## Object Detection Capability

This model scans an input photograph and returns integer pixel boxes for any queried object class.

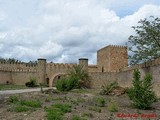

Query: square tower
[97,45,128,72]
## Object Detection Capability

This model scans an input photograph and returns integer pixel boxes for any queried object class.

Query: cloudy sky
[0,0,160,64]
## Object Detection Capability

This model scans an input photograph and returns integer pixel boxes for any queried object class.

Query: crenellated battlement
[0,62,38,73]
[47,63,77,68]
[109,45,127,48]
[121,58,160,71]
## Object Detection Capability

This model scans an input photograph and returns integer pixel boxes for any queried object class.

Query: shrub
[13,105,31,112]
[88,106,101,112]
[93,97,106,107]
[56,65,90,91]
[20,100,41,108]
[25,77,38,87]
[45,103,72,120]
[107,101,119,112]
[127,69,157,109]
[71,115,87,120]
[100,81,119,95]
[56,78,70,91]
[8,95,19,103]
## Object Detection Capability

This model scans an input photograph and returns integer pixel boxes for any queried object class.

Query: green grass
[71,115,87,120]
[8,98,41,113]
[88,106,101,112]
[19,100,42,108]
[70,89,89,93]
[0,84,28,90]
[45,103,72,120]
[13,105,32,112]
[107,101,119,112]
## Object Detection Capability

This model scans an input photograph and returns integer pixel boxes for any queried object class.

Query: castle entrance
[49,73,66,87]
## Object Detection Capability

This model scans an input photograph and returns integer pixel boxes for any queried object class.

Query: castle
[0,45,160,96]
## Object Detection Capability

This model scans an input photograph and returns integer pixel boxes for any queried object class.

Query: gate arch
[49,73,66,87]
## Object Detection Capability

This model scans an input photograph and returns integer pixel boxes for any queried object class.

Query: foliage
[82,112,94,118]
[45,103,72,120]
[20,100,41,108]
[93,97,106,107]
[100,81,119,95]
[71,115,87,120]
[8,96,19,103]
[126,69,157,109]
[128,16,160,65]
[107,101,119,112]
[56,65,90,91]
[88,106,101,113]
[68,65,90,88]
[13,105,31,112]
[56,78,71,91]
[25,77,38,87]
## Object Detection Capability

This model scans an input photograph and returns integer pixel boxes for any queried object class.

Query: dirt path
[0,87,55,95]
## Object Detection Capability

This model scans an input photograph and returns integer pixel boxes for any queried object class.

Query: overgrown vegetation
[100,81,119,95]
[56,65,90,91]
[127,69,157,109]
[71,115,87,120]
[45,103,72,120]
[8,96,41,112]
[107,101,119,112]
[25,77,38,87]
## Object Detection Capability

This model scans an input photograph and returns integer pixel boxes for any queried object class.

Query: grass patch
[71,115,87,120]
[82,112,94,118]
[12,105,32,112]
[107,101,119,112]
[92,97,106,107]
[88,106,101,113]
[70,89,89,93]
[19,100,41,108]
[45,103,72,120]
[0,84,27,90]
[8,95,19,103]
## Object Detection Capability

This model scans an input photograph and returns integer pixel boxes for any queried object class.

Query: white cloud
[0,1,160,64]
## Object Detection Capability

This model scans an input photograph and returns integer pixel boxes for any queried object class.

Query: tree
[128,16,160,65]
[127,69,157,109]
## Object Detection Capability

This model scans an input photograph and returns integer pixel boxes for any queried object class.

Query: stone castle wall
[0,45,160,96]
[90,58,160,96]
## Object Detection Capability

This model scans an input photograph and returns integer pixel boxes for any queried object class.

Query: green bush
[13,105,31,112]
[100,81,119,95]
[25,77,38,87]
[45,103,72,120]
[71,115,87,120]
[127,69,157,109]
[107,101,119,112]
[20,100,41,108]
[8,95,19,103]
[93,97,106,107]
[56,65,90,91]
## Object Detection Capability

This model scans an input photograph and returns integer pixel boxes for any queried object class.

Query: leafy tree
[127,69,157,109]
[128,16,160,65]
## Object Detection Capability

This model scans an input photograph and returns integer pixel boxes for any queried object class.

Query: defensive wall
[0,45,160,96]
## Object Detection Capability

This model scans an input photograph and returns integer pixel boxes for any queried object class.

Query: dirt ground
[0,89,160,120]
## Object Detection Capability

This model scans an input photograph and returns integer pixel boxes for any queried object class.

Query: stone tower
[37,58,46,84]
[79,58,88,72]
[97,45,128,72]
